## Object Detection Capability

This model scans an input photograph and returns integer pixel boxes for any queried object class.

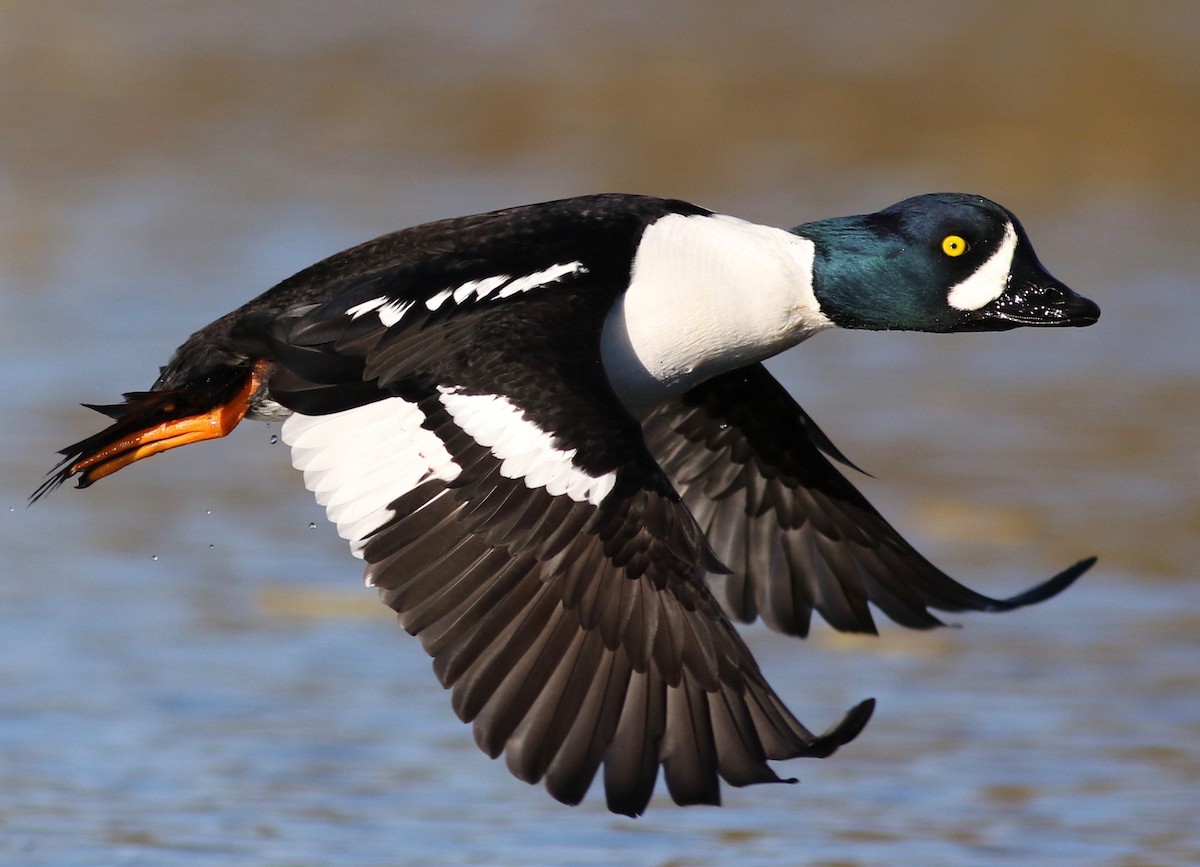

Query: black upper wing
[642,363,1094,637]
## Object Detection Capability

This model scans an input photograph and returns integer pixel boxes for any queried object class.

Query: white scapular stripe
[496,261,586,298]
[283,398,461,563]
[346,262,587,327]
[378,300,413,326]
[438,387,617,506]
[346,297,386,318]
[453,274,509,303]
[346,296,412,327]
[425,288,454,311]
[947,221,1018,311]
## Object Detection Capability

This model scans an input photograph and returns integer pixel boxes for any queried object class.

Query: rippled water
[2,3,1198,865]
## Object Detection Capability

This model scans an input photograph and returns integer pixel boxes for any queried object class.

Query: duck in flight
[35,192,1099,816]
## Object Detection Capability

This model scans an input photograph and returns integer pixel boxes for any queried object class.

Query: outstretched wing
[643,363,1094,637]
[269,254,871,815]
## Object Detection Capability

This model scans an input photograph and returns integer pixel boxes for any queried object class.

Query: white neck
[600,212,832,410]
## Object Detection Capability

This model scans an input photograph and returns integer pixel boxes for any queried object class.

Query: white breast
[600,212,832,410]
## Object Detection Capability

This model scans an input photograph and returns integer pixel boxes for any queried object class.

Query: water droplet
[151,555,158,561]
[206,509,212,515]
[208,543,215,550]
[269,435,279,445]
[308,522,317,530]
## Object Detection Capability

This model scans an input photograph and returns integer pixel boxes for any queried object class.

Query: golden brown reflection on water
[2,2,1198,213]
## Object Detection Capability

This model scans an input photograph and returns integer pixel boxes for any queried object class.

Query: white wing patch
[343,262,587,328]
[438,387,617,506]
[947,221,1018,311]
[283,398,461,563]
[495,261,587,298]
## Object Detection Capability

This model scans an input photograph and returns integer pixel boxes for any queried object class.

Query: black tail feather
[30,366,252,504]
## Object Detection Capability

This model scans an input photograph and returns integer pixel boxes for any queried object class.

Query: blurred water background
[1,2,1198,865]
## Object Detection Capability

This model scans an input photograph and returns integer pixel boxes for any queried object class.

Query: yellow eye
[942,234,968,257]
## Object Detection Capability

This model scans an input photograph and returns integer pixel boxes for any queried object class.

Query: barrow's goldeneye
[35,192,1099,816]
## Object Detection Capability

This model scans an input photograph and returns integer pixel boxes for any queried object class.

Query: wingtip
[803,697,876,758]
[837,697,876,745]
[987,555,1097,612]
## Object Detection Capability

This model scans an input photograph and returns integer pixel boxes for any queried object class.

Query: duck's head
[794,193,1100,333]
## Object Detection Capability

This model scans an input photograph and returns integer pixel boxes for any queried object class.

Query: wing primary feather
[503,615,604,785]
[602,667,666,817]
[543,640,634,806]
[430,553,544,687]
[451,565,560,730]
[660,677,720,807]
[474,590,582,761]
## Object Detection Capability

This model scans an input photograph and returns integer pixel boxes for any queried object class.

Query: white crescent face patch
[946,221,1018,311]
